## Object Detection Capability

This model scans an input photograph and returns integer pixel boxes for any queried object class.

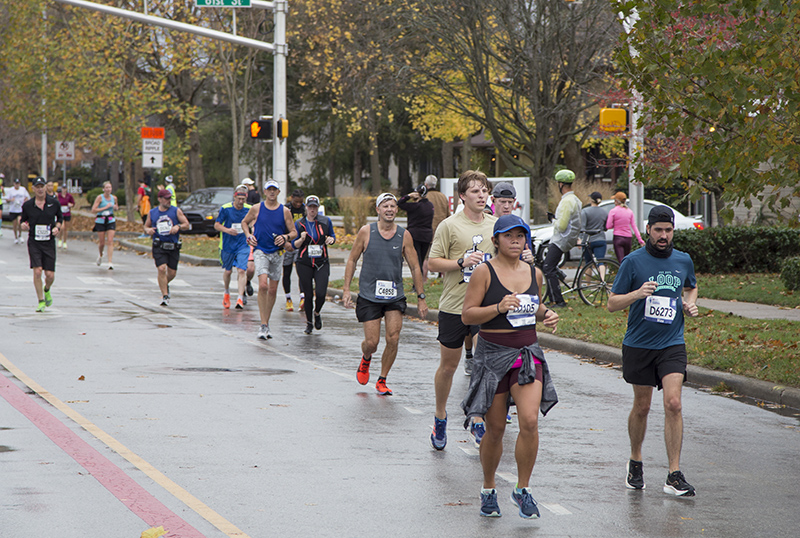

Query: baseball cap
[492,182,516,198]
[613,191,627,203]
[590,191,603,202]
[158,189,172,198]
[555,169,575,183]
[305,195,320,207]
[375,192,397,208]
[241,178,254,185]
[493,214,530,236]
[648,205,675,227]
[14,178,21,183]
[264,179,279,190]
[32,177,46,186]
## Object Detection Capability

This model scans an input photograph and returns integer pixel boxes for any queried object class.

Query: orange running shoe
[375,377,392,395]
[235,298,244,310]
[356,355,371,385]
[223,293,231,309]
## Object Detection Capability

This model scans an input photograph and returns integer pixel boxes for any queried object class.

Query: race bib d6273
[644,295,677,324]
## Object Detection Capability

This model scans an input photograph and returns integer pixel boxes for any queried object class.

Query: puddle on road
[122,366,295,377]
[0,445,17,453]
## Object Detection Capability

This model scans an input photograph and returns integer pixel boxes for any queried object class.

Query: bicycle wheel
[577,257,620,307]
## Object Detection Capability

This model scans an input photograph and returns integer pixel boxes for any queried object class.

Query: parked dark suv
[179,187,234,236]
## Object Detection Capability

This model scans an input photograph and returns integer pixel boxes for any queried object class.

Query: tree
[403,0,620,222]
[617,0,800,222]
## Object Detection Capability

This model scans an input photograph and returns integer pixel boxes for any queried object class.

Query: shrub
[673,226,800,273]
[780,257,800,291]
[323,197,340,215]
[339,196,375,235]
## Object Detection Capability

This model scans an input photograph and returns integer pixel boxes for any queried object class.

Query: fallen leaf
[78,375,85,381]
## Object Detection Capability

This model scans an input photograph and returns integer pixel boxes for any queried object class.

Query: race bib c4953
[644,295,677,324]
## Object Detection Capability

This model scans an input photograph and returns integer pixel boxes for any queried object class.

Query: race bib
[644,295,677,324]
[375,280,397,300]
[60,205,69,213]
[308,244,323,258]
[506,294,540,327]
[462,250,487,283]
[35,224,51,241]
[231,222,243,233]
[156,221,172,235]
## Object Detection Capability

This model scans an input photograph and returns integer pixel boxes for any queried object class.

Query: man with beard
[608,205,699,497]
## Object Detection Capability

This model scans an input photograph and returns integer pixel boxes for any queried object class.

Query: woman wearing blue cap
[460,214,560,520]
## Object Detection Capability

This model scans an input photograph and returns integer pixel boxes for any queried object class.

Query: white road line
[6,276,29,282]
[148,278,192,287]
[539,502,572,515]
[460,447,479,457]
[496,472,517,484]
[404,407,423,414]
[76,276,120,285]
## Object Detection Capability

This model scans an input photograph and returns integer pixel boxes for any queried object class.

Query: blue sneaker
[470,420,485,448]
[511,487,540,519]
[480,489,501,517]
[430,415,447,450]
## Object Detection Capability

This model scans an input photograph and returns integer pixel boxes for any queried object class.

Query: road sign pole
[273,0,287,194]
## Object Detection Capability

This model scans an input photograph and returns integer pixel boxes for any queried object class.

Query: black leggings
[295,262,330,322]
[283,260,301,295]
[413,240,430,274]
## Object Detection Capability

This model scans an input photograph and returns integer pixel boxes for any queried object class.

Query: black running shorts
[622,344,688,390]
[355,296,406,323]
[437,311,479,349]
[28,239,56,271]
[152,244,180,270]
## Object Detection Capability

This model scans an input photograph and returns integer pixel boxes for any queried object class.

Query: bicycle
[535,231,620,307]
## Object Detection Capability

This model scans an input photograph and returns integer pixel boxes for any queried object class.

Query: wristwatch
[416,292,427,300]
[457,258,464,268]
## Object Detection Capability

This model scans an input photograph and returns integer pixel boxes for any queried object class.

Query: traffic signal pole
[51,0,288,193]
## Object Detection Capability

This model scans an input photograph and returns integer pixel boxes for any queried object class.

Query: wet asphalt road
[1,234,799,537]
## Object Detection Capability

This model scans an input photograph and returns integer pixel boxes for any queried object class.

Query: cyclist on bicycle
[542,170,581,308]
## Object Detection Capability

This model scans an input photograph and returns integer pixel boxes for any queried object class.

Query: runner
[461,215,559,519]
[19,177,63,312]
[427,170,496,449]
[242,179,297,340]
[214,186,252,310]
[91,181,119,269]
[56,185,75,249]
[608,205,699,497]
[343,192,428,395]
[6,178,30,244]
[144,189,190,306]
[283,189,306,312]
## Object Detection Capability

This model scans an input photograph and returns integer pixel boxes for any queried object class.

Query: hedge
[672,226,800,273]
[781,257,800,291]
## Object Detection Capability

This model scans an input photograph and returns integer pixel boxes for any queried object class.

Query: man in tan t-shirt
[428,170,496,451]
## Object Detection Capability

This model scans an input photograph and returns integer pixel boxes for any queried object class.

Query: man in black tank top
[343,193,428,396]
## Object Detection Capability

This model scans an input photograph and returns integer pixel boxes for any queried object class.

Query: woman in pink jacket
[605,192,644,262]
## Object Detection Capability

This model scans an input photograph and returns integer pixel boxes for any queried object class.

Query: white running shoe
[96,256,102,266]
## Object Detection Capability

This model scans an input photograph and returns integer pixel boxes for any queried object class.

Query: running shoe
[626,460,645,490]
[44,290,53,307]
[314,313,322,330]
[246,280,254,296]
[161,295,169,306]
[286,299,293,311]
[63,242,67,250]
[356,355,371,385]
[464,357,473,376]
[663,470,695,497]
[57,240,62,248]
[36,300,46,312]
[506,414,512,424]
[299,297,305,310]
[235,298,244,310]
[480,489,501,517]
[430,415,447,450]
[223,293,231,309]
[257,324,270,340]
[375,377,392,395]
[470,420,485,448]
[304,322,313,335]
[242,295,248,306]
[511,487,540,519]
[108,264,113,270]
[96,255,102,266]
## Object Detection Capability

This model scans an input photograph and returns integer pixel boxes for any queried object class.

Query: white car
[531,199,704,261]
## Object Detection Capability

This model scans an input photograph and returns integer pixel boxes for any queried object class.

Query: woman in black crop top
[461,215,559,519]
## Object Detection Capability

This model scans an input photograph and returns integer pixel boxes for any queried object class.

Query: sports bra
[480,262,540,331]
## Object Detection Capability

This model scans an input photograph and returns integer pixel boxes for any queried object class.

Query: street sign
[143,153,163,169]
[141,127,165,139]
[143,139,163,154]
[56,141,75,160]
[195,0,251,7]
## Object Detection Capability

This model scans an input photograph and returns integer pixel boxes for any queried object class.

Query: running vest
[149,206,180,243]
[253,202,287,254]
[480,262,540,331]
[295,217,333,267]
[358,223,405,303]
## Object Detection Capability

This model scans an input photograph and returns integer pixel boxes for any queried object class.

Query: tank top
[358,223,405,303]
[480,262,540,331]
[149,206,180,243]
[95,194,116,223]
[253,202,287,254]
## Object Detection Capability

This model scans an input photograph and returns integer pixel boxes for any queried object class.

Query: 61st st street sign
[195,0,251,6]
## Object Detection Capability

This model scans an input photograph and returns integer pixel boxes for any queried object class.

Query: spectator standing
[136,179,151,225]
[425,175,450,234]
[164,175,177,207]
[397,187,434,276]
[242,177,261,206]
[581,191,608,265]
[606,191,645,262]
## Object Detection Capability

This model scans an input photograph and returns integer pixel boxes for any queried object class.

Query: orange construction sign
[141,127,165,139]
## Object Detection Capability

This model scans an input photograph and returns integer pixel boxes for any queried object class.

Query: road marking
[6,275,29,282]
[540,502,573,515]
[404,406,423,414]
[0,352,251,538]
[460,447,479,456]
[497,471,517,483]
[149,278,191,287]
[76,276,120,285]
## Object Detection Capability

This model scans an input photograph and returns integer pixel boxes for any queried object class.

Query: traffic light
[249,117,272,140]
[277,118,288,139]
[599,108,628,132]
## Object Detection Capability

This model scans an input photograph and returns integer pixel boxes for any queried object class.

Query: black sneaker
[626,460,645,490]
[246,280,254,296]
[663,470,695,497]
[304,322,313,335]
[314,313,322,330]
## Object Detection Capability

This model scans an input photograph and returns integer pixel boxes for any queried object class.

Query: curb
[326,287,800,411]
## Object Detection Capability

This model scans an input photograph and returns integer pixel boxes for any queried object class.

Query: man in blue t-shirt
[608,205,699,498]
[215,186,253,310]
